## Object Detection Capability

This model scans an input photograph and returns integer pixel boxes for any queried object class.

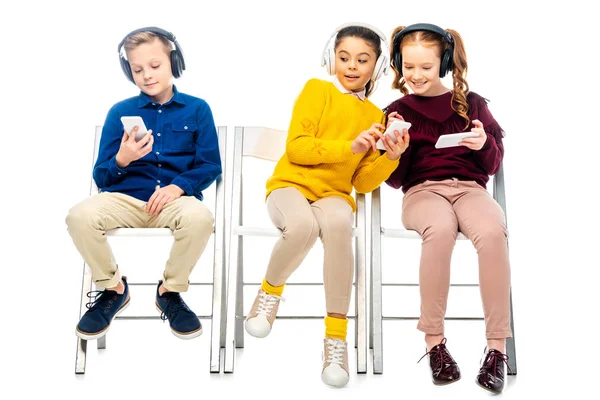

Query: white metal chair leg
[75,262,93,374]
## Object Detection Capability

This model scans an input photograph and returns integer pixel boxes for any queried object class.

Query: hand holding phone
[434,132,479,149]
[120,116,149,142]
[377,120,411,150]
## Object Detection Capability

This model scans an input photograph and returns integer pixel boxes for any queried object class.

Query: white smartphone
[120,116,149,142]
[376,120,411,150]
[434,132,478,149]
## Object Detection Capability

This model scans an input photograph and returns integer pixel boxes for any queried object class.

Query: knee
[180,207,214,233]
[66,202,102,232]
[421,222,458,243]
[473,225,508,247]
[282,216,319,243]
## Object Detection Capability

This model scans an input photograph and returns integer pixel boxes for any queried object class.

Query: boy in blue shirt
[66,27,222,341]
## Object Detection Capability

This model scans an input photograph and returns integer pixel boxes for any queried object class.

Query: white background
[1,0,598,398]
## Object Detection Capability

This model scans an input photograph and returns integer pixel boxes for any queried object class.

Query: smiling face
[401,42,447,97]
[126,36,174,104]
[334,36,377,93]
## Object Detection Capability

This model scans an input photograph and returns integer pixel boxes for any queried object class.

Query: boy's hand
[146,184,185,216]
[352,123,385,154]
[459,119,488,151]
[381,128,410,160]
[116,127,154,168]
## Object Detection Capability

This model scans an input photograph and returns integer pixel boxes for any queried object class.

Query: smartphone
[434,132,479,149]
[120,116,149,142]
[376,120,411,150]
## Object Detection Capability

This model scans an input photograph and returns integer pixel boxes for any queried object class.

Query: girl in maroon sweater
[384,23,511,394]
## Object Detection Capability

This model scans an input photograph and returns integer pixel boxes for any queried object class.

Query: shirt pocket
[167,121,196,150]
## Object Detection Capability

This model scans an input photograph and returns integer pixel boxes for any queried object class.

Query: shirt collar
[136,84,186,108]
[332,76,366,101]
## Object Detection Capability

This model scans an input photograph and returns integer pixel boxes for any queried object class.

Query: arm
[171,102,222,195]
[352,150,400,193]
[470,96,504,175]
[93,106,129,188]
[285,79,354,165]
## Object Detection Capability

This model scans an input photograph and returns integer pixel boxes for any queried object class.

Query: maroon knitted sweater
[384,91,504,193]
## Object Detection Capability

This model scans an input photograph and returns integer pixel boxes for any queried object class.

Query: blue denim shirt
[93,86,222,202]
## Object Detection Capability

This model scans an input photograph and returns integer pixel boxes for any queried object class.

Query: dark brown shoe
[418,338,461,385]
[476,348,511,394]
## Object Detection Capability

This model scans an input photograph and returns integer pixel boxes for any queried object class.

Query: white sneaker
[321,338,350,387]
[244,289,284,338]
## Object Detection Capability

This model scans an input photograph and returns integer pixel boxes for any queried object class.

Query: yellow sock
[325,316,348,341]
[261,278,284,296]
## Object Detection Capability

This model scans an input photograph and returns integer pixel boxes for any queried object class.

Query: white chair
[74,126,227,374]
[370,164,517,375]
[223,126,368,373]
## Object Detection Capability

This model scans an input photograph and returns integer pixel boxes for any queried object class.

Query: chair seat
[233,226,359,237]
[106,228,173,237]
[381,228,467,240]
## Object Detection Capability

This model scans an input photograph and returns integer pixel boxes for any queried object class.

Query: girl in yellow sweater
[244,23,410,387]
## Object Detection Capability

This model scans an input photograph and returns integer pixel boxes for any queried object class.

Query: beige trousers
[264,187,354,314]
[402,179,512,339]
[66,192,214,292]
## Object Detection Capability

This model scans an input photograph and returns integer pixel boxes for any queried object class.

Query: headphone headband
[117,26,185,83]
[391,23,454,78]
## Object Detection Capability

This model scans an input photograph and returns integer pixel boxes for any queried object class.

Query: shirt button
[157,133,161,137]
[117,172,121,175]
[157,180,161,184]
[184,126,188,130]
[158,110,162,113]
[155,151,160,155]
[158,164,162,168]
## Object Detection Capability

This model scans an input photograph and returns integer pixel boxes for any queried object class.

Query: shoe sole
[75,295,131,341]
[321,375,349,388]
[476,379,503,394]
[432,376,461,386]
[155,304,203,340]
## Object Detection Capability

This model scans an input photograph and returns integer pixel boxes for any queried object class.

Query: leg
[402,182,461,386]
[245,187,320,338]
[66,192,147,289]
[452,182,512,345]
[67,193,145,341]
[402,182,459,348]
[312,196,353,388]
[149,196,214,339]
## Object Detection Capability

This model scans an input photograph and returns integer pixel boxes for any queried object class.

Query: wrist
[115,153,130,168]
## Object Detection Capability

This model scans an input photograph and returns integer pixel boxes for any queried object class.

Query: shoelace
[324,338,346,366]
[85,290,117,312]
[159,293,189,321]
[483,350,511,378]
[417,338,455,368]
[255,292,284,318]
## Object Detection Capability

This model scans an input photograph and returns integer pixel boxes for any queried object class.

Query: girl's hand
[381,127,410,161]
[351,123,385,154]
[116,127,154,168]
[459,119,487,151]
[386,111,405,128]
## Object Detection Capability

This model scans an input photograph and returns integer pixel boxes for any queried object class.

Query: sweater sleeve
[285,79,354,165]
[382,100,412,189]
[470,94,504,175]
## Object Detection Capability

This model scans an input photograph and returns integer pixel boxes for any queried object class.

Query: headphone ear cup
[120,55,134,83]
[439,48,454,77]
[327,45,335,75]
[372,55,384,82]
[170,50,181,78]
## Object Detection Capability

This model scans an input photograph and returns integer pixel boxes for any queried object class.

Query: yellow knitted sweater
[266,78,399,211]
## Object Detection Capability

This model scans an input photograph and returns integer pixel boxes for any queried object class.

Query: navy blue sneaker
[155,280,202,340]
[76,277,130,340]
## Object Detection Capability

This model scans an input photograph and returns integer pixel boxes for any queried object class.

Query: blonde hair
[123,31,172,56]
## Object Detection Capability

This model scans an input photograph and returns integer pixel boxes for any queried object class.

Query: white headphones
[321,22,390,83]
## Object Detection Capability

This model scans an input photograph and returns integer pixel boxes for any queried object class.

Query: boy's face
[127,38,173,104]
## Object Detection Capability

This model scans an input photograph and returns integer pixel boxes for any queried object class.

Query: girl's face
[127,38,174,104]
[334,36,377,93]
[401,42,447,96]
